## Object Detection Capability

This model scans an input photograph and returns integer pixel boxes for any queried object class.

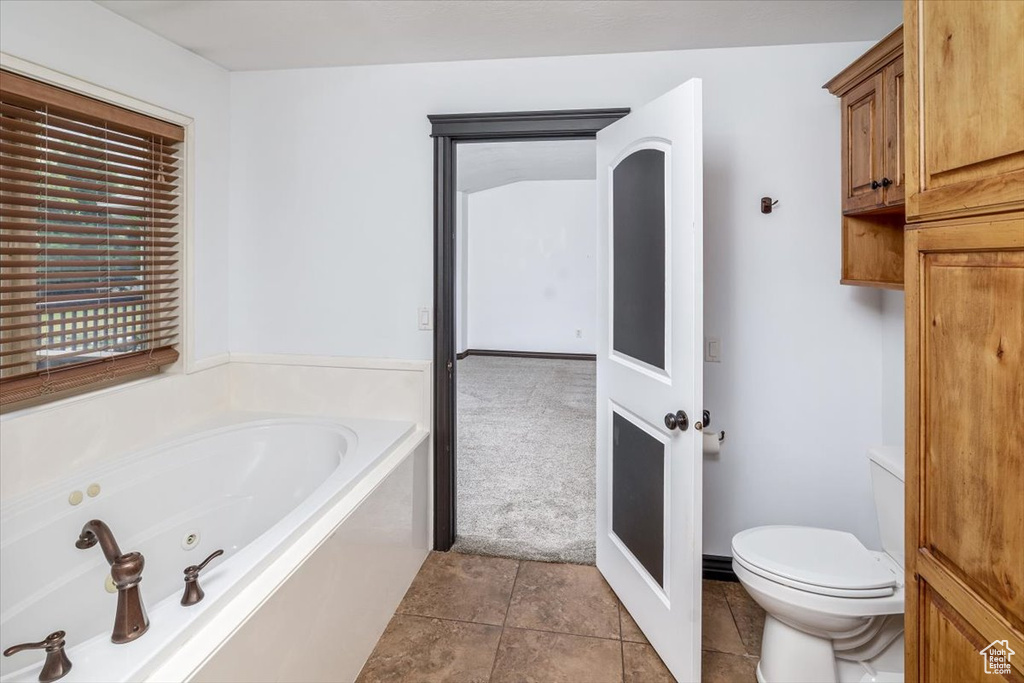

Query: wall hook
[761,197,779,214]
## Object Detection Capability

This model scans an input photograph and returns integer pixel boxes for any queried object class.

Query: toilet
[732,447,905,683]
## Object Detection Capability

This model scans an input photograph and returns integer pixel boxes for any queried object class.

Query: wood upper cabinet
[904,0,1024,222]
[842,73,886,212]
[826,27,906,290]
[883,55,905,206]
[827,26,904,214]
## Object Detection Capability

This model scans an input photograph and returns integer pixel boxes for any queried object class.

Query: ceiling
[457,140,595,194]
[95,0,902,72]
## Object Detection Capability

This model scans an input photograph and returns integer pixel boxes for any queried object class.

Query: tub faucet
[75,520,149,644]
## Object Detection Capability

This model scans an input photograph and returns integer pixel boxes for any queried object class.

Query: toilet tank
[868,446,905,568]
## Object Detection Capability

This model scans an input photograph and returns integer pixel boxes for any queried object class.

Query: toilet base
[756,615,904,683]
[759,615,838,683]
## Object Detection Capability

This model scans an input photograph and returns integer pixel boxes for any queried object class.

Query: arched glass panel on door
[612,148,667,371]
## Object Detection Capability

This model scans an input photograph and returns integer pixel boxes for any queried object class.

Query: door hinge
[447,360,453,374]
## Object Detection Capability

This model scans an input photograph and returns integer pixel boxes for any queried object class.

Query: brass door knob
[181,549,224,606]
[3,631,72,683]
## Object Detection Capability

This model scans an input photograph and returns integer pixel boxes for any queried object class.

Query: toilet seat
[732,526,899,599]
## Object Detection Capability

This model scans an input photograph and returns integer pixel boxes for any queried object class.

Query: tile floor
[357,552,765,683]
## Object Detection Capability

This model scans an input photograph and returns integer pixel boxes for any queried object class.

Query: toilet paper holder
[700,410,725,443]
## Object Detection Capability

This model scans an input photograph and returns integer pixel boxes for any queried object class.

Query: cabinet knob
[881,177,893,187]
[871,179,881,190]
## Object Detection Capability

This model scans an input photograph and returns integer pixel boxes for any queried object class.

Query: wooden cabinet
[841,73,886,213]
[828,26,904,214]
[905,215,1024,682]
[882,55,905,206]
[904,0,1024,222]
[904,2,1024,681]
[826,26,905,289]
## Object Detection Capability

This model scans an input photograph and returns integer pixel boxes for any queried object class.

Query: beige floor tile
[397,551,518,626]
[490,627,623,683]
[356,614,502,683]
[721,581,765,656]
[701,650,759,683]
[623,641,676,683]
[701,581,747,655]
[506,561,620,639]
[619,603,648,644]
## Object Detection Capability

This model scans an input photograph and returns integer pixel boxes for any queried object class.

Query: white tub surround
[0,416,429,683]
[0,356,432,503]
[0,367,232,502]
[227,354,432,430]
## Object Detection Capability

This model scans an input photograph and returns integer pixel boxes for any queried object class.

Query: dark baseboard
[458,348,597,362]
[702,554,738,582]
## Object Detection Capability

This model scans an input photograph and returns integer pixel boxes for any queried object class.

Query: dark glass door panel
[612,148,666,370]
[612,411,665,587]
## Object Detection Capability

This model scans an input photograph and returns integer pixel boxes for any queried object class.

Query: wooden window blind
[0,71,184,408]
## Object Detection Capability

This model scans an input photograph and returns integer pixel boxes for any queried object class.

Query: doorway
[428,109,629,553]
[453,139,600,563]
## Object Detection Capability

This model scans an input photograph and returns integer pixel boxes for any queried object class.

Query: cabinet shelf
[840,209,905,290]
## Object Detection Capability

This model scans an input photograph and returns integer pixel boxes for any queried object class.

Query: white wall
[880,291,905,446]
[229,40,894,555]
[0,0,232,363]
[455,191,470,354]
[466,179,596,354]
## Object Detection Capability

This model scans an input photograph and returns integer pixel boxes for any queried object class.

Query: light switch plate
[418,307,432,331]
[705,337,721,363]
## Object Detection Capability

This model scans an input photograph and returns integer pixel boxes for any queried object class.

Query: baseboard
[702,554,738,582]
[459,349,597,362]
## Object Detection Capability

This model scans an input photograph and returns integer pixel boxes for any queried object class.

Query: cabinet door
[883,55,905,206]
[905,214,1024,682]
[841,74,885,213]
[905,0,1024,222]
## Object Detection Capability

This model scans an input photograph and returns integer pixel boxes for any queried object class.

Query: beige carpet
[453,355,596,565]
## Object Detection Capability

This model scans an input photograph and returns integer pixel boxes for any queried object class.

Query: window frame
[0,53,196,413]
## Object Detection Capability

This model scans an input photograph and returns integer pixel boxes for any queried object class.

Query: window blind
[0,71,184,408]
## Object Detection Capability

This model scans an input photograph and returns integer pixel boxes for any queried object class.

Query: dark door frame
[428,108,629,551]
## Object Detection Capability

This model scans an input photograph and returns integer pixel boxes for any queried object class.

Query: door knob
[664,410,689,432]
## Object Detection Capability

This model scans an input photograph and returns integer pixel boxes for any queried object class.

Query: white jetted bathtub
[0,415,429,682]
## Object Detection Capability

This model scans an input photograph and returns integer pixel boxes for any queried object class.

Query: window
[0,71,184,409]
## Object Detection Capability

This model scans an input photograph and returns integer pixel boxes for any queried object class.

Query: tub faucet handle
[3,630,72,683]
[181,549,224,606]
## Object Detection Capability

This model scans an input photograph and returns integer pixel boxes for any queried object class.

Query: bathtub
[0,415,429,682]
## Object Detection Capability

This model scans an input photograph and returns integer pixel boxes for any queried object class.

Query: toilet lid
[732,526,897,597]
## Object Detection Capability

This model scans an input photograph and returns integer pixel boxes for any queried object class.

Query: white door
[596,79,704,682]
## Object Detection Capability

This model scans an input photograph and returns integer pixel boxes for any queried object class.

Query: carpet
[453,355,596,565]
